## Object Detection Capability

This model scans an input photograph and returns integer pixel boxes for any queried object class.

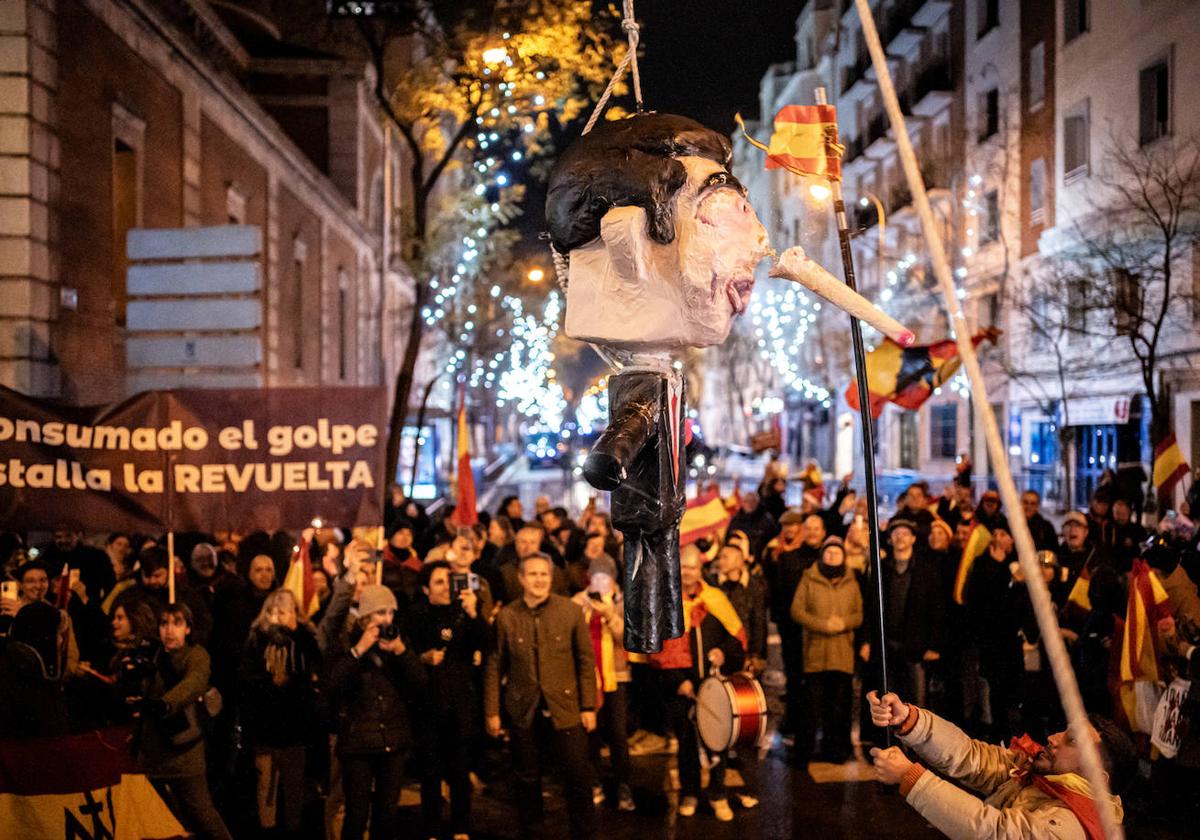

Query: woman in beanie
[572,552,635,812]
[790,536,863,763]
[326,583,426,840]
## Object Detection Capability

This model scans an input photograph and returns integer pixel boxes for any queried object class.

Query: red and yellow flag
[283,537,320,618]
[1153,432,1189,503]
[765,104,842,180]
[952,521,991,605]
[1116,559,1171,732]
[680,490,732,546]
[846,329,999,419]
[451,388,478,528]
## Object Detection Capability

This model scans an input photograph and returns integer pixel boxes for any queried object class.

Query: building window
[337,271,350,381]
[899,412,919,469]
[1139,55,1171,146]
[111,103,145,330]
[1063,101,1090,179]
[981,290,1001,330]
[1113,268,1141,336]
[1067,277,1089,338]
[225,183,246,224]
[1028,41,1045,111]
[1030,157,1046,226]
[291,238,306,370]
[978,88,999,142]
[929,404,957,460]
[982,189,1000,244]
[976,0,999,38]
[1031,289,1051,351]
[1064,0,1089,44]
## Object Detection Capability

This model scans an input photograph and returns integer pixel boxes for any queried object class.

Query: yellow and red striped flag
[952,521,991,605]
[283,537,320,618]
[765,105,842,180]
[451,387,478,528]
[1116,559,1171,733]
[680,490,732,546]
[1153,432,1189,503]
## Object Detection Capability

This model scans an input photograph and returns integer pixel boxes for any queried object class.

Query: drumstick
[770,246,916,347]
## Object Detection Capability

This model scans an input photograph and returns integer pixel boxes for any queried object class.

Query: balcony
[864,113,894,156]
[911,59,954,116]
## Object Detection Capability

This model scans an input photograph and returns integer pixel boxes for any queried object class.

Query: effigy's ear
[599,205,651,284]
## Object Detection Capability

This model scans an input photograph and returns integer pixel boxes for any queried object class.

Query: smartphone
[450,572,480,597]
[1,580,17,600]
[28,547,39,559]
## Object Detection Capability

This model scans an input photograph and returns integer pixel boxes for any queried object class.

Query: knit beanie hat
[357,584,398,616]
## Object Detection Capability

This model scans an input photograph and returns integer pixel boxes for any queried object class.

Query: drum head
[696,677,737,752]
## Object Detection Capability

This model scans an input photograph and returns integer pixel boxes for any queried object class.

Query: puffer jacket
[899,707,1124,839]
[789,564,862,674]
[325,628,427,756]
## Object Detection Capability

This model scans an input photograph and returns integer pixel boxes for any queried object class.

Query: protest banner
[0,727,186,840]
[0,386,386,532]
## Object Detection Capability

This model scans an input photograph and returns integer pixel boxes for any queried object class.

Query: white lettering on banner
[172,460,376,493]
[0,459,112,491]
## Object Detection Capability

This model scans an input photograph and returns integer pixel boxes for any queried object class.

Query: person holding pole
[867,689,1133,840]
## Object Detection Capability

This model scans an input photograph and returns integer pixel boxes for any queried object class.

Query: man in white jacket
[866,690,1133,840]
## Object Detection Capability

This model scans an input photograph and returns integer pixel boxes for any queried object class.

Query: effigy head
[546,113,770,351]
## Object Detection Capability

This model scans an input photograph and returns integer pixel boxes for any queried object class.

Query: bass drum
[695,672,767,753]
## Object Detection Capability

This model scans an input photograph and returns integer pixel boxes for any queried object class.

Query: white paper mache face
[564,156,771,350]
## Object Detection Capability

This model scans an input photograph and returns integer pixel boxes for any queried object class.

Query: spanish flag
[680,490,732,546]
[846,329,999,419]
[451,387,478,528]
[765,105,841,180]
[1116,560,1171,733]
[284,537,321,618]
[649,579,747,670]
[1153,432,1189,504]
[952,521,991,605]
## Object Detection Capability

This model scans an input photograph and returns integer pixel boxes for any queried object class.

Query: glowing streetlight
[527,267,544,283]
[808,183,832,201]
[482,47,508,65]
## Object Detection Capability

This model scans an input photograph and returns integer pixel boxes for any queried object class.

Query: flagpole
[814,87,891,735]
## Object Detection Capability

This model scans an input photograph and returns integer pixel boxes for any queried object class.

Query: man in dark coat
[485,553,597,840]
[728,491,780,562]
[1019,490,1059,552]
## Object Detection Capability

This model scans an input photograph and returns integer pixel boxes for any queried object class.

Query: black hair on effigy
[545,113,734,254]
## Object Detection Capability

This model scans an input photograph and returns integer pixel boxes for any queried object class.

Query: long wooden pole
[852,2,1121,836]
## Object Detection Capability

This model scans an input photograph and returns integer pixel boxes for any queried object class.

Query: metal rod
[852,2,1120,835]
[815,87,890,744]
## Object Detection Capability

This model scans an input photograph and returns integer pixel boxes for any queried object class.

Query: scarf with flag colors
[451,387,478,528]
[283,537,321,618]
[0,727,186,839]
[587,593,620,702]
[1153,432,1189,503]
[846,329,999,418]
[1114,559,1171,732]
[1009,734,1122,840]
[650,579,747,671]
[680,490,733,545]
[952,521,991,605]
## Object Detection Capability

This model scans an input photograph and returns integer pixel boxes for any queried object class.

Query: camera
[379,623,401,641]
[450,572,480,597]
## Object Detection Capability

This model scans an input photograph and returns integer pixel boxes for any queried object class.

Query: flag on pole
[55,563,70,608]
[283,537,321,618]
[764,105,842,179]
[451,387,478,529]
[1153,432,1189,503]
[846,328,999,418]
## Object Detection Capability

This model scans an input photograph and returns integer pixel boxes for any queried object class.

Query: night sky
[519,0,803,245]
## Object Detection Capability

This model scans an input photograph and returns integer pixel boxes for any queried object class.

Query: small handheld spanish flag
[765,105,841,179]
[451,387,478,528]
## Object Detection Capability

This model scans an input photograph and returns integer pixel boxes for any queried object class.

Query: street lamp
[482,46,508,65]
[527,267,544,283]
[808,183,832,201]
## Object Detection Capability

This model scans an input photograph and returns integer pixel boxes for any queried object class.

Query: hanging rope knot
[621,17,640,38]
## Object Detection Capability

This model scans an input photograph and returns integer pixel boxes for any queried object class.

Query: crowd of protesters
[2,460,1200,839]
